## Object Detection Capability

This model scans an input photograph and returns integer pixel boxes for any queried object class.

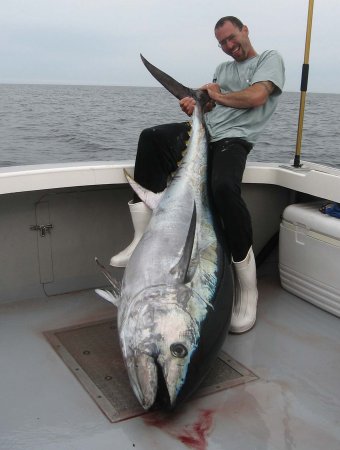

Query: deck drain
[45,317,258,423]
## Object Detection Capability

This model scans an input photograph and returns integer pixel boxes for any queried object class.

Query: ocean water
[1,84,340,168]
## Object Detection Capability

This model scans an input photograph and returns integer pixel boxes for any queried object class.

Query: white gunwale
[1,160,340,203]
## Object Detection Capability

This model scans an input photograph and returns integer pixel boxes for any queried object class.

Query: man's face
[215,21,253,62]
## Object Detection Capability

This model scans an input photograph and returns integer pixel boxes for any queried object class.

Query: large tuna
[96,56,234,410]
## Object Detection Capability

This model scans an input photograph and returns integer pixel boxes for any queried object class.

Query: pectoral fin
[170,202,197,283]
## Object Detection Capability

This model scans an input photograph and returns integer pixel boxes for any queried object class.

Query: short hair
[215,16,244,31]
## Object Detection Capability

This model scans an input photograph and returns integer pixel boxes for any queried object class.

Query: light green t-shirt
[204,50,285,144]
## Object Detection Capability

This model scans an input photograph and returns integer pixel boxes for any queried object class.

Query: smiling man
[110,16,285,334]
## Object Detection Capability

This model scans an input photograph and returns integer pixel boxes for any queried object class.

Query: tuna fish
[96,56,234,410]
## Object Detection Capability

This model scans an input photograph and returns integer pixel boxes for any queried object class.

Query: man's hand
[179,97,196,116]
[180,84,218,115]
[201,83,221,101]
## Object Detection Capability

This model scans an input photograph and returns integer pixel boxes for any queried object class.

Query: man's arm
[179,79,276,115]
[203,81,276,109]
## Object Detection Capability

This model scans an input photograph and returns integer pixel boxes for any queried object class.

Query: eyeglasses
[218,34,236,48]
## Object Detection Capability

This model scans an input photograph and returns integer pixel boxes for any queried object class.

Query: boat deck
[1,251,339,450]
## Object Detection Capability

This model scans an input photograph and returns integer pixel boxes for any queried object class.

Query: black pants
[133,122,253,262]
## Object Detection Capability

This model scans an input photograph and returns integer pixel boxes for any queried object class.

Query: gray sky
[0,0,338,93]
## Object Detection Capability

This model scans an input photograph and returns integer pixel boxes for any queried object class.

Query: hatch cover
[45,318,258,423]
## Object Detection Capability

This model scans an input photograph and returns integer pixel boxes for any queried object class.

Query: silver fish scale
[116,104,223,408]
[120,105,218,326]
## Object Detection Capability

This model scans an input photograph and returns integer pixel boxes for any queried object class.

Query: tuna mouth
[141,361,174,410]
[152,361,172,410]
[132,354,172,410]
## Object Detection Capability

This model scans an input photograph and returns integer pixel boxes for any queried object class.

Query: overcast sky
[0,0,338,93]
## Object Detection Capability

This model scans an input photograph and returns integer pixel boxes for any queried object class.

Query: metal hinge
[30,224,53,237]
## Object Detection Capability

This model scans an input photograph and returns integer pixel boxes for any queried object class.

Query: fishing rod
[294,0,314,168]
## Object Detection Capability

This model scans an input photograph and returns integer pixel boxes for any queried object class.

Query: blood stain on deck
[144,408,216,450]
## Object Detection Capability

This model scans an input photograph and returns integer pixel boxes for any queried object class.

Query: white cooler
[279,201,340,317]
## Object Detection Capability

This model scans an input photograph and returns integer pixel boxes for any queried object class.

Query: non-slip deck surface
[1,260,340,450]
[45,317,257,422]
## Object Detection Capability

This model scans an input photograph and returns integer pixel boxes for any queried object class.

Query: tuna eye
[170,343,188,358]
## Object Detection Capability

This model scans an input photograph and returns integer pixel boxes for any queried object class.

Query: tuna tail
[140,54,210,108]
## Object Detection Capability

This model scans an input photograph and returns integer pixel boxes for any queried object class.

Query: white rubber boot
[110,201,152,268]
[230,247,258,334]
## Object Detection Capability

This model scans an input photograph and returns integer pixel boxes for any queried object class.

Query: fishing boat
[1,2,340,449]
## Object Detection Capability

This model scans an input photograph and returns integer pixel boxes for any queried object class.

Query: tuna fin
[191,287,214,310]
[140,54,210,108]
[95,257,121,301]
[95,289,120,307]
[185,239,199,283]
[187,243,218,310]
[170,202,197,282]
[124,169,164,210]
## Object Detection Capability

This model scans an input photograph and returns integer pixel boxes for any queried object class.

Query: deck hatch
[44,317,258,423]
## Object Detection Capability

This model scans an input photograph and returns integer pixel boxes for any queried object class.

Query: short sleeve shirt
[204,50,285,144]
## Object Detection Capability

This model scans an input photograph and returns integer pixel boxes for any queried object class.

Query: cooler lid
[282,201,340,241]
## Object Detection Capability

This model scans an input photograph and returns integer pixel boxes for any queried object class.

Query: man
[110,16,285,334]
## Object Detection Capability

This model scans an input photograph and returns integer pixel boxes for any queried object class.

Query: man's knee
[139,126,159,145]
[137,126,164,161]
[139,124,176,152]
